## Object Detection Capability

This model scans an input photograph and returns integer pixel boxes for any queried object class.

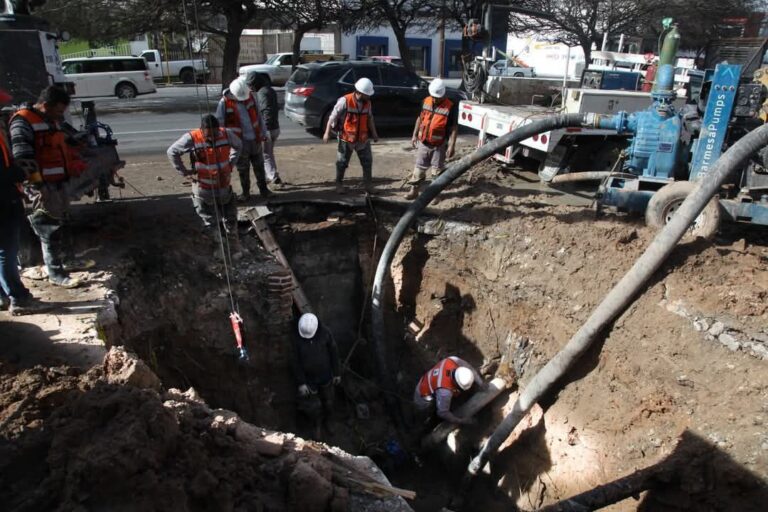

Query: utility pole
[437,0,446,77]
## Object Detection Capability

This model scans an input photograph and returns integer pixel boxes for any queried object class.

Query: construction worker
[10,86,86,289]
[0,89,42,315]
[246,72,283,188]
[414,356,485,425]
[405,78,458,200]
[323,78,380,194]
[167,115,242,255]
[293,312,341,437]
[216,77,271,201]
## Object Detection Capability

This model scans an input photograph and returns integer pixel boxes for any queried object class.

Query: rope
[181,0,238,316]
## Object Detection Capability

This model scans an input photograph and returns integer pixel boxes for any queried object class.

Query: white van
[62,57,157,99]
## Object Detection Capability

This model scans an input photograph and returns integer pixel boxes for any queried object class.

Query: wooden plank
[246,208,313,314]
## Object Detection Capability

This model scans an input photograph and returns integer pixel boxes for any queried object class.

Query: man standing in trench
[293,312,341,438]
[414,355,485,425]
[405,78,458,200]
[323,78,380,194]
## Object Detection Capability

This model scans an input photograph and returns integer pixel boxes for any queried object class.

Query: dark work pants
[0,200,30,302]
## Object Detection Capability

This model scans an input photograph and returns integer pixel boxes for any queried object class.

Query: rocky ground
[1,138,767,511]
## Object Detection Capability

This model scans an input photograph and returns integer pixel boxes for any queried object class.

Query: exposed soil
[1,139,767,511]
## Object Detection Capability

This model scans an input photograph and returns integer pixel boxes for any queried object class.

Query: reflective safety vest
[417,357,462,398]
[11,108,71,183]
[223,94,262,140]
[417,96,453,146]
[190,128,232,190]
[340,93,370,144]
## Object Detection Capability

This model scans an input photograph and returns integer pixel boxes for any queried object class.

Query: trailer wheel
[179,68,195,84]
[645,181,721,240]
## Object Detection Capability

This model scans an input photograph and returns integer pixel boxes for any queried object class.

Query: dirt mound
[0,350,407,512]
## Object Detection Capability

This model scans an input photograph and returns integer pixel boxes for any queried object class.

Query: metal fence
[60,44,134,59]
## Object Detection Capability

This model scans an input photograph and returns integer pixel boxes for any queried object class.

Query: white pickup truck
[139,49,210,84]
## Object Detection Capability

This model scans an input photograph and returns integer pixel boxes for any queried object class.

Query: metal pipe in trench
[370,112,602,423]
[467,124,768,477]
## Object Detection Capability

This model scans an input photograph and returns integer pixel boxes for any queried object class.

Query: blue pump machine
[591,25,768,228]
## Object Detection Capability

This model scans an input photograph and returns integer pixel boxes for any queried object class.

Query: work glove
[332,376,341,386]
[298,384,310,397]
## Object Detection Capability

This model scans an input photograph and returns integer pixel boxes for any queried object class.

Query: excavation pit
[2,194,768,511]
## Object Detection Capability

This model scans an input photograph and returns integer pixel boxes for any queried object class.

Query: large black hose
[370,112,597,416]
[467,123,768,476]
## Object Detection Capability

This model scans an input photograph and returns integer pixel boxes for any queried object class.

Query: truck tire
[645,181,721,240]
[513,72,524,77]
[115,82,137,99]
[179,68,195,84]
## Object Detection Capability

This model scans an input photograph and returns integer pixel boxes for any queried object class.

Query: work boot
[237,193,251,203]
[65,258,96,272]
[405,185,420,200]
[363,181,375,195]
[0,295,9,311]
[21,266,48,281]
[335,183,346,194]
[272,176,284,189]
[49,275,81,289]
[10,296,46,316]
[259,188,274,198]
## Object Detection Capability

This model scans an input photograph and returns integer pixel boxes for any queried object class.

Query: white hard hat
[355,77,375,96]
[454,367,474,390]
[428,78,446,98]
[229,77,250,101]
[298,313,319,339]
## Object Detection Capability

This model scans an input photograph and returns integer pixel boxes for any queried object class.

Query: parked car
[62,56,156,99]
[285,60,466,131]
[239,52,349,86]
[239,53,295,86]
[139,49,209,84]
[489,60,536,78]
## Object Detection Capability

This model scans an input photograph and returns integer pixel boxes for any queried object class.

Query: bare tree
[507,0,661,64]
[361,0,435,73]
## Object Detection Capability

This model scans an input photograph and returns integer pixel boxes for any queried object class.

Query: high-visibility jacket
[340,93,371,144]
[417,357,462,398]
[11,108,71,183]
[0,133,22,196]
[190,128,232,190]
[417,96,454,146]
[223,94,262,141]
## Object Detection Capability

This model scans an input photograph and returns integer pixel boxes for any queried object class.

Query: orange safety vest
[223,94,262,141]
[0,133,10,168]
[417,96,453,146]
[190,128,232,190]
[11,108,71,183]
[417,357,463,398]
[340,93,371,144]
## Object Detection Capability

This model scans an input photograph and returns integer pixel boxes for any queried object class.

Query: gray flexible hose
[467,123,768,476]
[370,112,594,420]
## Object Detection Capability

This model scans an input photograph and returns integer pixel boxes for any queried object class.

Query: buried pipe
[466,124,768,478]
[370,113,602,424]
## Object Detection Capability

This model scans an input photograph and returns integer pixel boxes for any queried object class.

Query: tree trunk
[222,23,244,88]
[581,40,592,68]
[392,25,414,73]
[292,28,306,70]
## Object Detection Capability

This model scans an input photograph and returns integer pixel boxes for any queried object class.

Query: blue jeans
[0,200,30,302]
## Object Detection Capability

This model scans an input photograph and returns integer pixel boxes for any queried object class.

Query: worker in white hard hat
[293,312,341,438]
[323,76,380,194]
[414,356,485,425]
[405,78,459,200]
[216,77,271,201]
